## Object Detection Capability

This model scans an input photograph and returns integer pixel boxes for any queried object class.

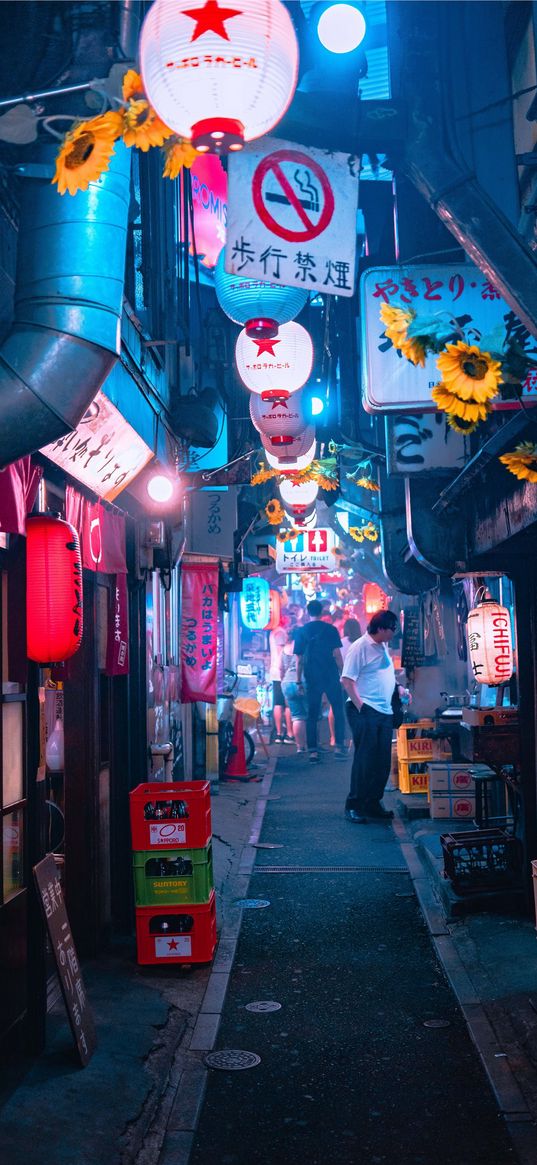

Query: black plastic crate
[440,829,522,895]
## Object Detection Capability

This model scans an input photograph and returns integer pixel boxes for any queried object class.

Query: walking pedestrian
[269,622,294,744]
[341,609,409,823]
[295,600,346,763]
[280,629,307,752]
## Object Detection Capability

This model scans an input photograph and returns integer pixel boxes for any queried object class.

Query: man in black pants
[295,600,346,763]
[342,609,408,822]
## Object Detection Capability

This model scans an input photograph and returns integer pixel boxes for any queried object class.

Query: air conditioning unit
[144,521,165,548]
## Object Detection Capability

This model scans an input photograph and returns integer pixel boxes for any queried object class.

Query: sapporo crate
[135,892,217,965]
[441,829,522,895]
[398,760,429,794]
[133,843,214,906]
[129,781,211,850]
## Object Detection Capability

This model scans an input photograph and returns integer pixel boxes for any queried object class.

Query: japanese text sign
[41,389,153,501]
[240,576,271,630]
[386,413,468,476]
[361,265,537,413]
[226,137,359,298]
[105,573,129,676]
[186,488,237,558]
[275,527,337,573]
[180,562,219,704]
[34,854,96,1066]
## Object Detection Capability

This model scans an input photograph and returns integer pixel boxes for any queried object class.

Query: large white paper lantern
[139,0,299,154]
[250,389,308,442]
[266,438,317,471]
[215,249,308,339]
[261,426,315,462]
[235,322,314,401]
[466,596,514,685]
[279,478,318,521]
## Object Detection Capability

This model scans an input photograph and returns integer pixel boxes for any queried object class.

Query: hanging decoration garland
[264,499,285,525]
[349,522,379,542]
[251,457,338,491]
[378,301,537,436]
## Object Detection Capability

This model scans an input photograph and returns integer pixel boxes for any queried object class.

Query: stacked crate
[427,762,494,820]
[396,721,435,794]
[129,781,216,966]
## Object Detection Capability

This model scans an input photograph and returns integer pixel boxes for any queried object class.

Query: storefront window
[3,807,23,903]
[3,702,23,806]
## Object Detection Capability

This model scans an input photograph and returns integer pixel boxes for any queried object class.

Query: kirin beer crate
[132,843,214,906]
[135,892,217,965]
[397,721,435,762]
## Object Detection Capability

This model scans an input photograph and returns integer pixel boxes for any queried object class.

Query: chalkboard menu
[34,854,96,1067]
[401,607,426,669]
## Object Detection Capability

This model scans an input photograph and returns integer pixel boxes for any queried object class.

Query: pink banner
[180,562,218,704]
[65,487,127,574]
[105,574,129,675]
[0,457,42,535]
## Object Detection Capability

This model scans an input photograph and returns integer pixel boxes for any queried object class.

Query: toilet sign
[275,527,338,572]
[226,137,359,297]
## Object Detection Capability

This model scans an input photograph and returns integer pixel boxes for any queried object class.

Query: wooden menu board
[34,854,96,1067]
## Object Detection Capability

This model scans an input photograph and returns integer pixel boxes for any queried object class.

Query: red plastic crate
[129,781,212,851]
[135,892,217,965]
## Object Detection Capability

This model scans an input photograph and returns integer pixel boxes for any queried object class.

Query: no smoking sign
[226,136,359,298]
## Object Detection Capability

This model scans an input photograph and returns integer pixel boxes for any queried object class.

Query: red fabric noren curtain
[180,562,218,704]
[0,457,42,535]
[65,486,127,573]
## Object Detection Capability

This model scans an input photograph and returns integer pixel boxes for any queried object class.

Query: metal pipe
[0,81,99,109]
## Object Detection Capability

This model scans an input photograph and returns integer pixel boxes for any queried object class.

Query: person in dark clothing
[295,600,347,763]
[341,609,409,823]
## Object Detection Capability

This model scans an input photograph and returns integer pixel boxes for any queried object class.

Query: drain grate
[205,1049,261,1071]
[251,865,409,874]
[245,1001,282,1013]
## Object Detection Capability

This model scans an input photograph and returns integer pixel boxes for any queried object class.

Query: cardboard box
[430,793,476,820]
[427,762,493,794]
[462,707,518,728]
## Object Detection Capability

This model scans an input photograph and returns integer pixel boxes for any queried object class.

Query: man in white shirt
[341,609,405,823]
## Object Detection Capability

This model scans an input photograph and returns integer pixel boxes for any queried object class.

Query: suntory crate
[132,843,214,906]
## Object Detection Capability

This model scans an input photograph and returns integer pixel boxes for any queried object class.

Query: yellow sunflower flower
[121,69,173,151]
[349,527,365,542]
[355,476,380,491]
[276,528,300,543]
[400,335,427,367]
[380,303,414,345]
[499,442,537,483]
[436,341,502,402]
[53,112,123,195]
[446,415,480,435]
[431,384,491,423]
[265,499,285,526]
[363,523,379,541]
[163,137,199,179]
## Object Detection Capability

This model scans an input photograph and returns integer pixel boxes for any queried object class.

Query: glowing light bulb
[147,475,174,503]
[317,4,366,54]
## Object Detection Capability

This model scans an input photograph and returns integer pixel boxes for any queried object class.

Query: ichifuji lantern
[139,0,299,154]
[466,593,514,685]
[235,322,314,401]
[215,249,308,339]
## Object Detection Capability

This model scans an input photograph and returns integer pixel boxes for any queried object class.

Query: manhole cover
[234,898,271,909]
[423,1019,451,1029]
[267,795,281,801]
[245,1001,282,1013]
[205,1049,261,1071]
[253,843,283,850]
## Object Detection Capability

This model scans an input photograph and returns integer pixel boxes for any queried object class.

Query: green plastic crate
[132,843,213,906]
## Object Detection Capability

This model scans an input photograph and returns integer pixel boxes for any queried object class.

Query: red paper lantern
[264,589,281,631]
[363,582,387,617]
[140,0,299,154]
[26,515,83,663]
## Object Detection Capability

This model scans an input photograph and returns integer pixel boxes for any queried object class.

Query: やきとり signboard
[226,137,359,297]
[34,854,96,1066]
[361,264,537,414]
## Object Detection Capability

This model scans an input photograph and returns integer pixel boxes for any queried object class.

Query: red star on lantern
[182,0,242,42]
[254,337,281,357]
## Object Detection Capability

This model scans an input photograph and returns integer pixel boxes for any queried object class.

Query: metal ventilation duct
[0,142,131,467]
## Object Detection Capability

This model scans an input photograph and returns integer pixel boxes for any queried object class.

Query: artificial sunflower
[499,442,537,483]
[379,303,427,367]
[53,111,123,195]
[121,69,173,151]
[436,341,502,402]
[363,523,379,542]
[431,383,492,423]
[276,528,300,543]
[163,136,199,179]
[349,527,365,542]
[446,415,480,435]
[251,465,277,486]
[332,546,345,558]
[353,476,380,491]
[265,499,285,525]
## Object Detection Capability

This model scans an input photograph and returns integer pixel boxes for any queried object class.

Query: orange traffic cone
[224,711,248,779]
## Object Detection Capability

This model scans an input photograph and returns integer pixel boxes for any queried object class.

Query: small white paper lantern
[279,478,318,520]
[466,595,514,685]
[250,389,308,440]
[261,426,315,463]
[265,438,317,471]
[140,0,299,153]
[235,322,314,401]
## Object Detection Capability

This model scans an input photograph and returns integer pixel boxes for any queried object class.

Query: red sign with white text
[180,562,218,704]
[190,155,227,269]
